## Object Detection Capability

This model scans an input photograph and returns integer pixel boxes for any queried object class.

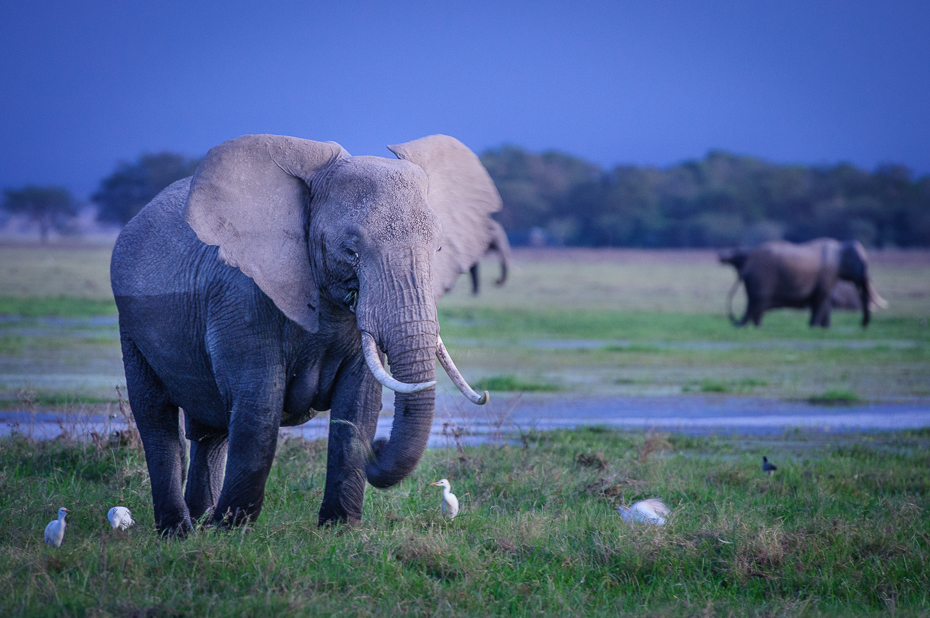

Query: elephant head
[837,240,882,327]
[184,134,494,490]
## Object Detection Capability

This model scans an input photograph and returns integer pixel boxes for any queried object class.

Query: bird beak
[431,481,442,486]
[65,509,72,513]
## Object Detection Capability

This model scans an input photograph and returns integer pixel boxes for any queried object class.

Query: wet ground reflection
[4,393,928,447]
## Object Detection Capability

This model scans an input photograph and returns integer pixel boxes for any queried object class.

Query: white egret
[763,456,777,475]
[44,507,71,547]
[107,506,134,530]
[617,499,669,525]
[431,479,459,519]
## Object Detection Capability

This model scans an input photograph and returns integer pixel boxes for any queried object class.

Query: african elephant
[829,280,888,312]
[111,134,498,533]
[719,238,882,327]
[467,219,511,295]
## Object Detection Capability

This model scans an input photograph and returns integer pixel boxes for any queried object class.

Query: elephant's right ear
[185,134,345,333]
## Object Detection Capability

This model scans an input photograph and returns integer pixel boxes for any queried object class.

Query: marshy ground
[0,241,928,615]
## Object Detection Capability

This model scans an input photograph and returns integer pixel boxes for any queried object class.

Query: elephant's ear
[185,134,345,333]
[388,135,503,298]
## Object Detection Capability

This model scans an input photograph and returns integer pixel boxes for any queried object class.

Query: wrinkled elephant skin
[111,134,502,533]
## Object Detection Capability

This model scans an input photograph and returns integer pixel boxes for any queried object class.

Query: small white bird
[107,506,134,530]
[44,507,71,547]
[617,499,670,525]
[431,479,459,519]
[763,456,777,476]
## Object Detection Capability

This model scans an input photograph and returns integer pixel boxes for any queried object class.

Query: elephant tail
[726,276,743,325]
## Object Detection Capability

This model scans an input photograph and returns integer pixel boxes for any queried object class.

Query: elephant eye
[345,248,359,261]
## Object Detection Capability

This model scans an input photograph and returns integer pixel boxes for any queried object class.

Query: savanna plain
[1,241,929,616]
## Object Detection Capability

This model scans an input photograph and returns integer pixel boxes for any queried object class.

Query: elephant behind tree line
[718,238,884,328]
[467,219,512,295]
[111,134,502,534]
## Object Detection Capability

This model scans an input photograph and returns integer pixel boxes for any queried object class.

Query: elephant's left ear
[388,135,503,298]
[185,134,346,333]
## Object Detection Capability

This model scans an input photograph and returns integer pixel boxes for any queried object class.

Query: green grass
[808,389,864,405]
[1,245,928,406]
[681,378,771,394]
[1,428,928,616]
[1,245,928,614]
[439,306,930,343]
[474,374,562,392]
[0,296,117,318]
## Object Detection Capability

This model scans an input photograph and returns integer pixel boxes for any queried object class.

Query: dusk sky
[2,1,929,199]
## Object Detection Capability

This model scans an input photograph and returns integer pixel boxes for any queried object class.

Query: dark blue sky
[2,1,929,198]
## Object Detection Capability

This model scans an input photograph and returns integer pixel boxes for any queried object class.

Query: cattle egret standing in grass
[763,456,777,476]
[431,479,459,519]
[44,507,71,547]
[107,506,134,530]
[617,499,669,525]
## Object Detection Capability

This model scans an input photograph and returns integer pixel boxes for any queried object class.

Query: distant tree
[94,152,201,226]
[481,145,600,242]
[2,185,78,243]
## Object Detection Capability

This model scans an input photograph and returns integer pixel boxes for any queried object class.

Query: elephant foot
[156,519,194,540]
[212,504,262,528]
[318,511,362,527]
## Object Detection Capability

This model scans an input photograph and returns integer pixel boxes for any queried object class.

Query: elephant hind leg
[120,335,192,535]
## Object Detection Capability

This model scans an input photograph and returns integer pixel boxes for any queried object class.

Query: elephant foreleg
[319,367,382,526]
[810,292,832,328]
[211,377,285,527]
[184,428,229,524]
[212,412,280,527]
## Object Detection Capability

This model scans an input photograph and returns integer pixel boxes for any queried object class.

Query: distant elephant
[829,280,888,312]
[467,219,512,295]
[111,134,498,533]
[719,238,882,327]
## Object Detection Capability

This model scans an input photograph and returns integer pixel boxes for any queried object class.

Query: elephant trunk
[364,320,439,488]
[357,252,439,489]
[858,279,874,327]
[361,332,435,393]
[859,284,871,327]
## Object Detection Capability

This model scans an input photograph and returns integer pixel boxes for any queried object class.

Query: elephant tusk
[436,335,489,405]
[360,332,436,394]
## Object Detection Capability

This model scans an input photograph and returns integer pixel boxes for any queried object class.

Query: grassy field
[2,425,929,617]
[1,242,928,406]
[1,240,929,615]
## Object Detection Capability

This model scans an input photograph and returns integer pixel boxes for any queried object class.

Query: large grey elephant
[467,219,512,295]
[110,134,499,533]
[718,238,883,327]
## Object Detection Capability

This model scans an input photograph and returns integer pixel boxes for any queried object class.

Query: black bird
[762,456,777,475]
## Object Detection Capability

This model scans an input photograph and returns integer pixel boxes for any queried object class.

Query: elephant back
[111,177,202,298]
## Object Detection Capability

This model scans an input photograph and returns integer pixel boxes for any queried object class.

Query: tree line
[1,153,201,242]
[482,146,930,248]
[4,146,929,247]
